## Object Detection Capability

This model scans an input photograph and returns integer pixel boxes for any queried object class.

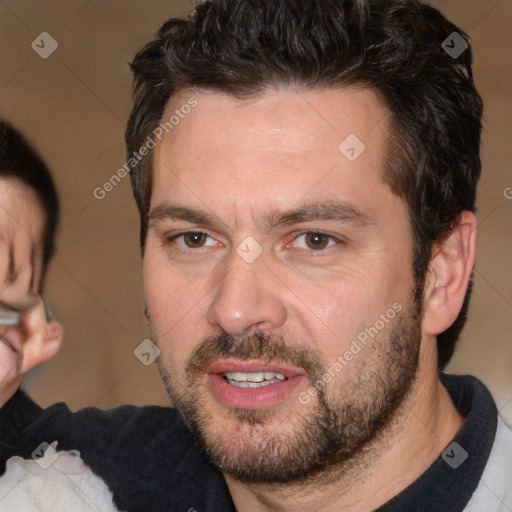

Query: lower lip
[207,373,307,409]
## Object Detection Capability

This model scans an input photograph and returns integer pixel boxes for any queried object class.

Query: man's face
[0,177,45,379]
[144,87,422,483]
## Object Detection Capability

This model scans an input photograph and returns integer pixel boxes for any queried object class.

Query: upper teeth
[223,372,286,382]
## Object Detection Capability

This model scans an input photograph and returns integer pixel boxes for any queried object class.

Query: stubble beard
[155,303,422,486]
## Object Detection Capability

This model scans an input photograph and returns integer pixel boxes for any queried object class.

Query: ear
[422,211,478,336]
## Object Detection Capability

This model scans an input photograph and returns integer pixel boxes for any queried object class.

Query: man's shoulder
[0,390,233,512]
[0,389,193,470]
[1,389,185,435]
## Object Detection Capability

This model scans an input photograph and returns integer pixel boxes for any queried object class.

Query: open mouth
[206,360,306,409]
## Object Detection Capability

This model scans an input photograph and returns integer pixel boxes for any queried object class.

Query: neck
[224,338,464,512]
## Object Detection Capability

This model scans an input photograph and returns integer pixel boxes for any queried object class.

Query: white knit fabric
[0,442,122,512]
[464,414,512,511]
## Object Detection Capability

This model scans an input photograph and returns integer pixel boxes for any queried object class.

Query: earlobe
[422,211,478,337]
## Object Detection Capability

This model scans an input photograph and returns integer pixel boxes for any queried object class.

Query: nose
[206,249,287,336]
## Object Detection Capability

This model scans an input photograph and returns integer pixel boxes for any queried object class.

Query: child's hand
[0,297,62,407]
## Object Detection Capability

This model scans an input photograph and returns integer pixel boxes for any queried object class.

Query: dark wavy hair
[0,120,60,284]
[126,0,483,370]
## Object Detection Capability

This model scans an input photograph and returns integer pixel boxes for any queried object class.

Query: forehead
[0,177,45,232]
[152,86,395,222]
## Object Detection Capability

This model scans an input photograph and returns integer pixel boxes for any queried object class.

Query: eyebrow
[29,244,37,293]
[265,200,374,230]
[1,238,39,297]
[4,243,18,286]
[148,200,374,233]
[149,204,222,231]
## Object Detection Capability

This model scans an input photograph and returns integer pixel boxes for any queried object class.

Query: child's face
[0,177,46,377]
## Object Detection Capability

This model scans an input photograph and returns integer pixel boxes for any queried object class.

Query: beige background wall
[0,0,511,418]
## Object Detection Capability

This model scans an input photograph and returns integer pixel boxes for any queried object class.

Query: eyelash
[165,230,219,250]
[165,230,344,252]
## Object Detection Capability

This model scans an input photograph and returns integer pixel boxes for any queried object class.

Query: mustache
[185,330,326,382]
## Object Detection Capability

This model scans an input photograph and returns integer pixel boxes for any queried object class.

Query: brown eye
[183,232,208,248]
[304,233,330,250]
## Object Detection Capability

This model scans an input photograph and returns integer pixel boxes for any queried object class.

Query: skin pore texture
[142,87,476,511]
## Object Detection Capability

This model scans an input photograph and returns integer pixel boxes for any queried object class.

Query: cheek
[291,282,372,361]
[287,270,408,362]
[143,255,210,357]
